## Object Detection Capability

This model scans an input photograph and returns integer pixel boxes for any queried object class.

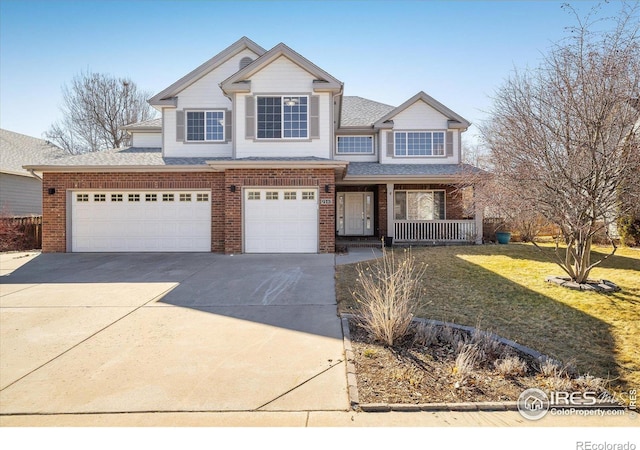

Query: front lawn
[336,243,640,391]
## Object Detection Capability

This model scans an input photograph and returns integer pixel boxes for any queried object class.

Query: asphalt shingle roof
[340,96,396,127]
[346,162,482,177]
[25,148,338,168]
[121,118,162,130]
[33,147,209,166]
[0,129,68,176]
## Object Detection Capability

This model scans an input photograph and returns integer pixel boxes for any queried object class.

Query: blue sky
[0,0,626,142]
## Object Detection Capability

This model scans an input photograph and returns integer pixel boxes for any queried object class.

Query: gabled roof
[374,91,471,130]
[340,96,395,128]
[148,37,266,106]
[0,129,67,177]
[220,42,343,94]
[121,117,162,131]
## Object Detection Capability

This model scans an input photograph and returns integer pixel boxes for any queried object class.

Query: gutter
[22,165,213,173]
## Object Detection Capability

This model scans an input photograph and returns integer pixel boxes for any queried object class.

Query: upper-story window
[187,111,225,141]
[336,136,374,154]
[257,96,308,139]
[395,131,445,156]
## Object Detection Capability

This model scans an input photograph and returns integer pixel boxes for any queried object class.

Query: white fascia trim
[205,160,349,171]
[1,169,38,178]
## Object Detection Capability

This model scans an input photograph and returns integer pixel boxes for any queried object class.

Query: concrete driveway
[0,252,348,415]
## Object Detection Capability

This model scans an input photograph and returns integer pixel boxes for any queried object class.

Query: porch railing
[394,220,476,242]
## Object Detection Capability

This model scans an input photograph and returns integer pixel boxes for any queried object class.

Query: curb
[340,314,544,413]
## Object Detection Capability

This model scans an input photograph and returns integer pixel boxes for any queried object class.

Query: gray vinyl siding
[0,173,42,216]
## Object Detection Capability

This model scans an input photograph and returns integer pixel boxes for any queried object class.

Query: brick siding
[42,169,335,254]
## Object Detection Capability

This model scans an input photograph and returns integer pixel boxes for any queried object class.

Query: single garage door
[244,188,318,253]
[71,191,211,252]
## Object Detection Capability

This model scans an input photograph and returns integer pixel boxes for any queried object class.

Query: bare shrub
[494,355,528,377]
[353,247,427,346]
[0,218,29,252]
[453,344,482,381]
[546,376,575,392]
[537,357,565,378]
[440,325,469,351]
[413,321,439,347]
[573,374,607,393]
[470,327,504,359]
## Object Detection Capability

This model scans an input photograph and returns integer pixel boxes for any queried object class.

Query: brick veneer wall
[223,168,335,254]
[42,172,224,253]
[42,169,335,254]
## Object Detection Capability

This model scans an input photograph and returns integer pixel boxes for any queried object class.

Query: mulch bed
[348,319,562,405]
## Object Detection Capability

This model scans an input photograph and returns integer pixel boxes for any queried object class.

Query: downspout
[28,169,43,181]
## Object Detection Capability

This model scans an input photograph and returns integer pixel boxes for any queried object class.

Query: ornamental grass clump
[353,246,427,346]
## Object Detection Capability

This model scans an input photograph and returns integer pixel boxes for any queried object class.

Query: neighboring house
[0,129,66,216]
[25,37,483,254]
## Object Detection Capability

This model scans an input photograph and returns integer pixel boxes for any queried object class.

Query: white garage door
[71,191,211,252]
[244,188,318,253]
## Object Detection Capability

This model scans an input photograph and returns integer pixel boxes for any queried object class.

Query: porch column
[387,183,394,239]
[475,192,484,244]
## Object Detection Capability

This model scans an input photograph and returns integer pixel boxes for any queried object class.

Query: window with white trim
[395,131,445,156]
[302,191,315,200]
[336,136,374,154]
[247,191,260,200]
[128,194,140,202]
[145,194,157,202]
[257,96,308,139]
[111,194,123,202]
[266,191,279,200]
[162,194,174,202]
[180,193,192,202]
[186,111,225,141]
[196,193,209,202]
[284,191,296,200]
[394,191,445,220]
[94,194,106,202]
[77,194,88,202]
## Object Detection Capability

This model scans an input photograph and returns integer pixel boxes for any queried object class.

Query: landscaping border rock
[545,276,620,292]
[341,314,546,412]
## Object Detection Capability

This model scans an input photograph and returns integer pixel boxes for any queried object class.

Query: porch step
[335,239,383,253]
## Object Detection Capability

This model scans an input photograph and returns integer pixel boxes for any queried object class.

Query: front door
[337,192,374,236]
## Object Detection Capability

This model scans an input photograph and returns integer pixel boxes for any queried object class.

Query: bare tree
[481,2,640,284]
[46,72,156,154]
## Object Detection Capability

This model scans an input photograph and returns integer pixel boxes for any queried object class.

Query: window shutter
[176,110,185,142]
[446,131,454,157]
[386,131,394,157]
[245,96,255,139]
[309,95,320,139]
[225,110,232,142]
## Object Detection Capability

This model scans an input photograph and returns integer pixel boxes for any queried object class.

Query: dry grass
[337,243,640,392]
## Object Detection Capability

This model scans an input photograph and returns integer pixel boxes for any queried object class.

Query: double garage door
[71,191,211,252]
[70,188,318,253]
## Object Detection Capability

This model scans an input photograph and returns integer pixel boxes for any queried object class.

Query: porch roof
[343,162,481,180]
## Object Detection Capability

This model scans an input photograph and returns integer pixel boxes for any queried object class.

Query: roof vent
[239,56,253,70]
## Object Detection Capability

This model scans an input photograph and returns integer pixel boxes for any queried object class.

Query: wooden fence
[0,216,42,251]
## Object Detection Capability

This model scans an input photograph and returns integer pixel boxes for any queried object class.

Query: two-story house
[27,37,482,254]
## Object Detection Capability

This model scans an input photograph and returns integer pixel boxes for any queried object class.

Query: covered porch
[336,163,483,246]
